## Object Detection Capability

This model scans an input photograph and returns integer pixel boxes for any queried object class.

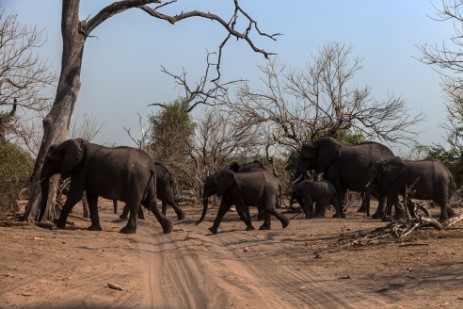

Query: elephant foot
[176,211,186,220]
[54,219,66,229]
[208,227,218,234]
[87,225,102,231]
[119,226,137,234]
[259,224,271,230]
[245,226,255,231]
[371,212,383,220]
[332,213,345,218]
[162,222,173,234]
[281,218,289,229]
[119,214,128,220]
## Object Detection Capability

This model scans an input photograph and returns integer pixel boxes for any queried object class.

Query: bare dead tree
[124,113,151,151]
[226,42,423,154]
[418,0,463,148]
[183,108,260,201]
[0,12,55,151]
[70,113,103,142]
[24,0,277,222]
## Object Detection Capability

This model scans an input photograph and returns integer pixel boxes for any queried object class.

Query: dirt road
[1,200,463,308]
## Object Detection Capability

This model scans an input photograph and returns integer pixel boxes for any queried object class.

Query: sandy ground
[1,199,463,309]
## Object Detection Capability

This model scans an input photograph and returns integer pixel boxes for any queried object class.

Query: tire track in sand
[133,217,389,309]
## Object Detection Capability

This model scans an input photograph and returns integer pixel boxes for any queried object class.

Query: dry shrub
[0,141,33,214]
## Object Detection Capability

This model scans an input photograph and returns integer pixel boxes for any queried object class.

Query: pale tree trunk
[23,1,84,221]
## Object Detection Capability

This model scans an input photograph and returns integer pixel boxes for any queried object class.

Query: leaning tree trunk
[23,1,85,221]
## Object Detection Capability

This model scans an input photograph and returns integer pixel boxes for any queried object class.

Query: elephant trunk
[196,195,209,225]
[294,159,310,181]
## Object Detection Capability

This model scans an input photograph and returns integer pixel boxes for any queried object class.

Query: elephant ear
[60,139,85,178]
[216,169,236,195]
[383,156,405,185]
[314,137,341,173]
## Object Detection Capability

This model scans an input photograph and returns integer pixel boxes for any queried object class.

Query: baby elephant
[197,168,289,234]
[292,180,341,218]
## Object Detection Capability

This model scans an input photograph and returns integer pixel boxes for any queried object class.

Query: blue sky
[3,1,455,154]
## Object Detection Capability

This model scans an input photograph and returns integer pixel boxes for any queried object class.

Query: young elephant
[116,162,185,220]
[39,139,172,234]
[196,168,289,234]
[293,180,340,218]
[367,156,455,221]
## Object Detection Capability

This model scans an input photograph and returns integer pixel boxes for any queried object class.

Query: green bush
[0,141,33,214]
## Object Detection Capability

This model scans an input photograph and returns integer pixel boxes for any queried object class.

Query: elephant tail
[143,166,157,204]
[449,172,455,199]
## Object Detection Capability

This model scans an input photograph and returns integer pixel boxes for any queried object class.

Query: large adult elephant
[116,162,185,220]
[367,156,455,221]
[39,138,172,234]
[295,137,394,218]
[196,168,289,234]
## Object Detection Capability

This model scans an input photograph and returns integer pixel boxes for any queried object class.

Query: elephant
[116,162,185,220]
[295,137,395,218]
[196,168,289,234]
[367,156,455,221]
[229,160,281,217]
[39,138,172,234]
[292,179,339,218]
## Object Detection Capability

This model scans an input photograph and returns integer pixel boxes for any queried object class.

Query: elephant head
[367,156,405,189]
[295,137,341,176]
[39,138,85,220]
[196,169,236,225]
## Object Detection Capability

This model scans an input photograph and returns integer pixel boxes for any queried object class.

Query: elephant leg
[259,212,272,230]
[120,201,139,234]
[236,204,254,231]
[444,206,455,221]
[301,196,313,218]
[148,199,173,234]
[137,205,145,219]
[161,200,168,216]
[257,207,266,221]
[55,185,84,229]
[119,204,129,220]
[437,194,454,222]
[314,201,326,217]
[357,191,370,214]
[113,200,118,214]
[85,193,102,231]
[267,207,289,229]
[163,195,185,220]
[82,192,90,218]
[333,191,346,218]
[209,199,232,234]
[372,195,386,219]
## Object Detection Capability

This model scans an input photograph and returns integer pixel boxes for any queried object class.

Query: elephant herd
[39,137,456,235]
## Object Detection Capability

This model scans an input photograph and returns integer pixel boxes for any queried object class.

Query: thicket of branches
[0,12,55,155]
[142,42,426,203]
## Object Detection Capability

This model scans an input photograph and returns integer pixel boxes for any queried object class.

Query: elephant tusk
[38,177,47,184]
[365,180,372,188]
[292,174,303,184]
